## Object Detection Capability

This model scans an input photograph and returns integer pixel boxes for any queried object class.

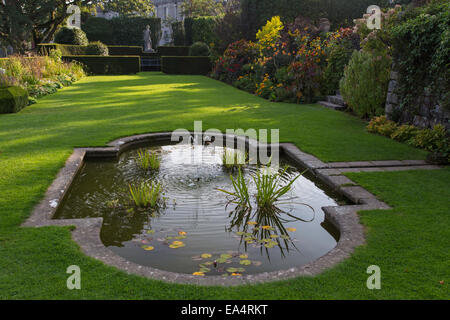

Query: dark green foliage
[83,16,161,48]
[54,27,89,46]
[172,22,185,46]
[191,16,218,46]
[85,41,109,56]
[157,46,190,57]
[321,39,354,95]
[0,86,28,114]
[390,0,450,111]
[184,17,194,46]
[189,42,210,56]
[240,0,393,39]
[63,56,140,75]
[161,56,212,75]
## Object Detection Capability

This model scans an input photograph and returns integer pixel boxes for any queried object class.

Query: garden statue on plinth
[143,25,155,52]
[158,21,173,47]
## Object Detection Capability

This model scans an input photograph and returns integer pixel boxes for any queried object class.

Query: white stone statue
[143,25,154,52]
[158,21,173,47]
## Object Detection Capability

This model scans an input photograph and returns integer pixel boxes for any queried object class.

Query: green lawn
[0,73,447,299]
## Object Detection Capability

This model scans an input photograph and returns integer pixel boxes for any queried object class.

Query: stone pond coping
[22,132,441,286]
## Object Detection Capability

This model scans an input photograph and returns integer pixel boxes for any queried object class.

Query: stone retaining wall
[385,71,450,131]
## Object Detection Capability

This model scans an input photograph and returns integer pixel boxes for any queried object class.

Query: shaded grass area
[1,73,447,299]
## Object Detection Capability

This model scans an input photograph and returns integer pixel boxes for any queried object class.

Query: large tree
[0,0,154,52]
[182,0,225,18]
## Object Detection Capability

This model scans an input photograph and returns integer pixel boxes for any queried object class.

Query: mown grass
[0,73,447,299]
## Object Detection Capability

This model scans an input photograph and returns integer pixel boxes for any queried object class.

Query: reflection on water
[55,144,343,275]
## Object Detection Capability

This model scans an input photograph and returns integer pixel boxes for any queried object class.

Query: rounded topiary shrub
[86,41,109,56]
[189,42,210,57]
[54,27,89,45]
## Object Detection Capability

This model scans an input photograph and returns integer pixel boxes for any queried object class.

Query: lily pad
[270,234,279,239]
[226,267,238,273]
[240,259,251,266]
[141,245,154,251]
[247,221,257,225]
[287,227,297,232]
[201,253,212,259]
[220,253,232,259]
[239,254,248,259]
[192,272,205,276]
[146,230,155,235]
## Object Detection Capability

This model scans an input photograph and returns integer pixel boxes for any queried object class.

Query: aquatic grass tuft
[129,181,162,208]
[217,168,251,208]
[253,166,302,209]
[136,149,160,170]
[222,148,247,170]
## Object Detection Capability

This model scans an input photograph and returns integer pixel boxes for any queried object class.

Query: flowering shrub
[211,40,258,84]
[0,51,85,99]
[256,16,284,51]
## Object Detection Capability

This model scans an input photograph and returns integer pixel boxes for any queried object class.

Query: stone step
[327,94,345,106]
[318,101,347,111]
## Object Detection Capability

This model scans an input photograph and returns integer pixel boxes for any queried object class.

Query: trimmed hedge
[107,46,144,56]
[39,44,145,57]
[157,46,190,57]
[83,16,161,48]
[161,56,212,75]
[0,86,29,114]
[62,56,140,75]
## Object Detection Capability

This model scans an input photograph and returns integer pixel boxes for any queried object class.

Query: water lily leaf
[191,255,202,261]
[270,234,279,239]
[261,226,274,230]
[247,221,257,225]
[204,261,213,266]
[287,227,297,232]
[216,257,228,263]
[142,245,154,251]
[172,241,184,246]
[264,243,275,248]
[157,238,166,242]
[235,231,245,236]
[244,237,254,242]
[220,253,232,259]
[146,230,155,235]
[199,267,211,273]
[231,273,242,276]
[239,254,248,259]
[252,261,262,267]
[166,236,173,240]
[169,240,185,249]
[201,253,212,259]
[175,235,186,240]
[280,235,290,240]
[246,240,255,244]
[226,267,238,273]
[236,267,245,272]
[221,273,228,277]
[192,272,205,276]
[178,231,187,236]
[240,259,251,266]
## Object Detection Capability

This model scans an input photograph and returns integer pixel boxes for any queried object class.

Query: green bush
[191,17,218,46]
[340,50,391,118]
[107,46,143,56]
[161,56,212,75]
[55,27,89,46]
[189,42,210,57]
[391,124,419,142]
[184,18,194,46]
[172,22,185,46]
[322,39,354,95]
[86,41,109,56]
[63,56,140,75]
[38,44,87,56]
[0,86,29,114]
[157,46,190,56]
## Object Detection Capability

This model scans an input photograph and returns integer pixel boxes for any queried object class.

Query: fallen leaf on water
[247,221,257,225]
[287,227,297,232]
[192,272,205,276]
